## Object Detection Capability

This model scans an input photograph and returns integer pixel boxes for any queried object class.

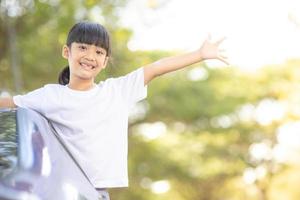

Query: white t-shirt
[13,67,147,188]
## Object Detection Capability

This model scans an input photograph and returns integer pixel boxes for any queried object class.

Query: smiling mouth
[80,62,96,70]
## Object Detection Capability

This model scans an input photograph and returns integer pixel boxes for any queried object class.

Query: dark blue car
[0,108,99,200]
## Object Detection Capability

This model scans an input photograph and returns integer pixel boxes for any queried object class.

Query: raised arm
[143,36,228,85]
[0,98,16,108]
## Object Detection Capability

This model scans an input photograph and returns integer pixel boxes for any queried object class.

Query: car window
[0,110,17,179]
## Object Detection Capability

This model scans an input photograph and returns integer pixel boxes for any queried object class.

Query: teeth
[80,63,94,69]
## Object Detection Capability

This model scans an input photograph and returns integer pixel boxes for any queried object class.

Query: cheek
[98,56,107,64]
[95,67,102,73]
[69,54,80,64]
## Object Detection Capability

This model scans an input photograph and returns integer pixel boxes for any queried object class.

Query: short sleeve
[116,67,147,106]
[13,87,46,114]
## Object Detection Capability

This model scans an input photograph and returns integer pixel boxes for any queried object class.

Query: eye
[78,45,87,50]
[96,50,105,55]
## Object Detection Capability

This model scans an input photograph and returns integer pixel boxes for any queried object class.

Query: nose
[84,50,96,61]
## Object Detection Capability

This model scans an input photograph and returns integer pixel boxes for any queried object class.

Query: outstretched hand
[198,35,229,65]
[143,34,229,85]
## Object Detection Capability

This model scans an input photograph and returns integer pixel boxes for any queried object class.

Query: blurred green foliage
[1,1,300,200]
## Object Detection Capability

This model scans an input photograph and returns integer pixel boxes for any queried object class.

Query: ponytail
[58,66,70,85]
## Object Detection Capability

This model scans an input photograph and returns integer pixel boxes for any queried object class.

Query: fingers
[215,37,226,45]
[207,33,212,41]
[218,56,230,65]
[202,33,229,65]
[217,47,229,64]
[205,34,226,44]
[215,36,228,64]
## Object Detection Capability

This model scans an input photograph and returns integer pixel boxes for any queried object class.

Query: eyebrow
[76,43,105,50]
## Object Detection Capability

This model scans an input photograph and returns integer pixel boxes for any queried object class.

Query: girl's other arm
[0,98,16,108]
[143,36,228,85]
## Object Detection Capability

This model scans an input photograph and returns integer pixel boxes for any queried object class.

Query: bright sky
[120,0,300,70]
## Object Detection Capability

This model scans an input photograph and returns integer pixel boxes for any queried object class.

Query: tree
[0,0,129,92]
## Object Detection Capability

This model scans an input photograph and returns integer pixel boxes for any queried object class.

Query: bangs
[67,22,111,55]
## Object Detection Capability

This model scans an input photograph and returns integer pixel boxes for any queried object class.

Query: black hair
[58,22,111,85]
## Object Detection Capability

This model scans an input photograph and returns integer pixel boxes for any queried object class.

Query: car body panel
[0,108,99,200]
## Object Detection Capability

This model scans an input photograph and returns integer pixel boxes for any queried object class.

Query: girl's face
[62,42,108,82]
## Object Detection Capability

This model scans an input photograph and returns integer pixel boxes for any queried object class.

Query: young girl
[0,21,228,199]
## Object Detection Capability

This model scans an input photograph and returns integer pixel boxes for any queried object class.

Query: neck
[67,78,95,91]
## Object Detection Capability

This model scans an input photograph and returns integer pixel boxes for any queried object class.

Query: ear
[102,57,109,69]
[62,45,70,59]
